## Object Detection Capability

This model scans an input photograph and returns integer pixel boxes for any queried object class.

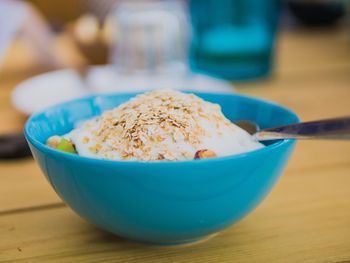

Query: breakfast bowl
[24,91,299,245]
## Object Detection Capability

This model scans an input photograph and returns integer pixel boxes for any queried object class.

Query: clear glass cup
[189,0,281,80]
[110,0,191,76]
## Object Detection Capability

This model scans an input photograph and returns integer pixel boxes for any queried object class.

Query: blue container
[25,92,298,245]
[189,0,280,80]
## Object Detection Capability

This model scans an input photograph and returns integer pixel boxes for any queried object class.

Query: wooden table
[1,27,350,262]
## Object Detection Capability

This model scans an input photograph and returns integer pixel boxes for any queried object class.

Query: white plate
[12,66,234,115]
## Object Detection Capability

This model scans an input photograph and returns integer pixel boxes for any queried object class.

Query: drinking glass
[110,0,191,76]
[189,0,281,80]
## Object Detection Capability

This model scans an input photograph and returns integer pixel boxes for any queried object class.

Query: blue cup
[189,0,280,80]
[25,92,298,245]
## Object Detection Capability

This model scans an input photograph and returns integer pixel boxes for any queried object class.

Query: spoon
[234,117,350,141]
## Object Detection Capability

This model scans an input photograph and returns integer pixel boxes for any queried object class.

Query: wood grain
[0,27,350,262]
[0,159,61,213]
[1,164,350,263]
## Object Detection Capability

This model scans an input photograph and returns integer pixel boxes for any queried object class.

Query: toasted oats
[82,137,90,144]
[89,145,98,154]
[81,90,231,161]
[95,143,102,151]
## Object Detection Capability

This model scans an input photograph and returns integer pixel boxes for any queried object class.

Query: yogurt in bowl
[25,91,298,245]
[46,90,263,161]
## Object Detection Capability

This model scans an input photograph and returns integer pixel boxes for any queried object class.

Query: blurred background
[0,0,349,158]
[2,2,350,259]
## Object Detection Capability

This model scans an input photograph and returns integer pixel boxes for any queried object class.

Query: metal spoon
[234,117,350,141]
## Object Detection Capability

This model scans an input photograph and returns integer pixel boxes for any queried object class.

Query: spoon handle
[255,117,350,141]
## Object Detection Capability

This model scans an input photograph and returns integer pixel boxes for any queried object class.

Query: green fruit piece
[56,138,77,154]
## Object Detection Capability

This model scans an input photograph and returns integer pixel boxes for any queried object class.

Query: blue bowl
[25,92,298,245]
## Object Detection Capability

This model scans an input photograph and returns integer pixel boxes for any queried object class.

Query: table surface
[1,28,350,263]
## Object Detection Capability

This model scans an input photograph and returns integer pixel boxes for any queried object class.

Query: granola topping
[64,90,264,161]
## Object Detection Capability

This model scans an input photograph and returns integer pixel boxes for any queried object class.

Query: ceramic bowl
[25,92,298,245]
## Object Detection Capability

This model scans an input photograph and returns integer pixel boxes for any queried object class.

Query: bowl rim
[24,91,299,167]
